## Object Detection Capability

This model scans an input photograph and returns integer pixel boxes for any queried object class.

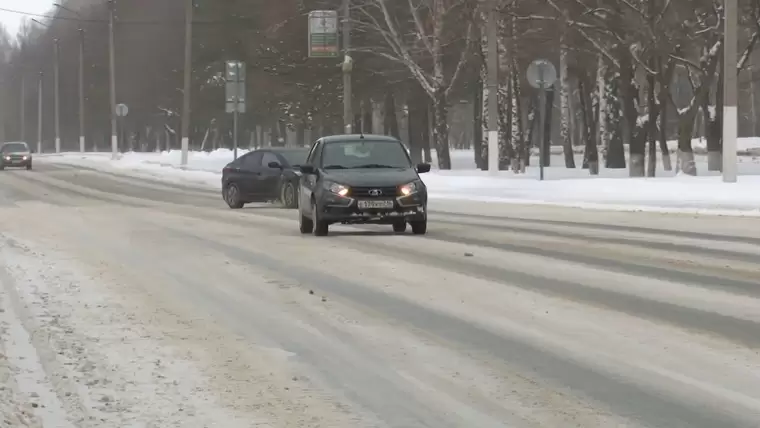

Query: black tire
[312,200,329,236]
[410,219,427,235]
[225,184,245,209]
[0,165,4,171]
[299,207,313,234]
[26,164,32,170]
[280,181,298,209]
[392,221,407,233]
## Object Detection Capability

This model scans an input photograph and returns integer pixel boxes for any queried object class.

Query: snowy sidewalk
[37,148,760,216]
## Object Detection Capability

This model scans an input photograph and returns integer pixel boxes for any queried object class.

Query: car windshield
[322,140,411,169]
[278,150,309,166]
[2,143,28,153]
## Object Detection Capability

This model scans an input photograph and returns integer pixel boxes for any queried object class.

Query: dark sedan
[1,142,33,170]
[221,147,309,209]
[297,134,430,236]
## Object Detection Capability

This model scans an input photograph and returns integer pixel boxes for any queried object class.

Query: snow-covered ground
[37,137,760,216]
[0,234,258,427]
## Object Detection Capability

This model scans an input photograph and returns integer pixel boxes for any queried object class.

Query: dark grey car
[0,142,32,170]
[297,134,430,236]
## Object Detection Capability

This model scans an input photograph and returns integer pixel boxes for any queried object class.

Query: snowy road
[1,163,759,427]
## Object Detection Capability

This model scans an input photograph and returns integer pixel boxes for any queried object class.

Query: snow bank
[38,144,760,216]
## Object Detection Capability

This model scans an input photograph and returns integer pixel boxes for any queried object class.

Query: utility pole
[20,74,25,143]
[108,0,118,159]
[341,0,352,134]
[180,0,193,166]
[54,38,61,153]
[79,28,86,153]
[486,0,498,174]
[37,72,43,154]
[723,0,738,182]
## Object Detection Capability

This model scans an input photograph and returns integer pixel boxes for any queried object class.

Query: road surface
[0,163,759,427]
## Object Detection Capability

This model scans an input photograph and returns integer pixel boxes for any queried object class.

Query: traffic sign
[115,103,128,117]
[527,59,557,89]
[225,61,246,113]
[308,10,339,58]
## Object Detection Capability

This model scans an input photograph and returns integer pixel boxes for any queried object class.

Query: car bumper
[318,193,427,224]
[1,159,31,167]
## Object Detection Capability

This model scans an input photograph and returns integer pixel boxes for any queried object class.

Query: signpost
[527,59,557,181]
[308,10,339,58]
[226,60,246,159]
[115,103,128,153]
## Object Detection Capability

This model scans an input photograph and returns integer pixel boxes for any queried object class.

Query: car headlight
[399,181,421,196]
[325,181,350,197]
[22,156,27,160]
[4,156,9,161]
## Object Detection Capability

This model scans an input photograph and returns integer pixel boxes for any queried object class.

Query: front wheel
[26,164,32,170]
[280,181,298,208]
[392,221,407,233]
[225,184,245,209]
[312,200,329,236]
[299,206,313,234]
[410,219,427,235]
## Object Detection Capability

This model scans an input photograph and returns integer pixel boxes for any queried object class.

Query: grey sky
[0,0,54,38]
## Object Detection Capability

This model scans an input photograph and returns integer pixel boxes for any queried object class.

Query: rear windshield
[2,143,28,153]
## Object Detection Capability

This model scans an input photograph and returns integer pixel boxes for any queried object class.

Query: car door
[258,152,282,198]
[299,141,323,209]
[238,151,264,200]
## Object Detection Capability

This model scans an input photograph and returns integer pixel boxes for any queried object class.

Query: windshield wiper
[323,165,347,169]
[352,164,398,169]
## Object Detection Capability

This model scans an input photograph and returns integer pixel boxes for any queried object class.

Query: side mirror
[268,161,282,169]
[416,163,431,174]
[299,165,316,175]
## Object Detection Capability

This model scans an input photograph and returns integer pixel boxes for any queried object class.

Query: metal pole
[723,0,738,182]
[342,0,352,133]
[20,74,25,143]
[233,62,239,160]
[79,28,86,152]
[54,39,61,153]
[486,0,498,174]
[538,86,546,181]
[108,0,118,159]
[37,72,43,154]
[180,0,193,166]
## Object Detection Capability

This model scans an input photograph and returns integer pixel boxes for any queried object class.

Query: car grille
[350,186,398,198]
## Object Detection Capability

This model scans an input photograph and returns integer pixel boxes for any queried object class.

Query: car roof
[3,141,28,146]
[319,134,400,143]
[265,147,309,152]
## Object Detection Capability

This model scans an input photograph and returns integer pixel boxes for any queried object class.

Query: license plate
[358,200,394,209]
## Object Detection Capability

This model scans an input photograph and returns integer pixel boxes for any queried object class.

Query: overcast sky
[0,0,54,38]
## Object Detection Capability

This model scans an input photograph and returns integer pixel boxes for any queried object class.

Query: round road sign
[527,59,557,89]
[116,103,129,117]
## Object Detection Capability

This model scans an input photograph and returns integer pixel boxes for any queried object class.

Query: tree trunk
[604,68,626,168]
[559,38,575,168]
[579,75,599,174]
[296,123,305,148]
[543,88,554,167]
[706,65,724,171]
[432,88,452,169]
[473,76,485,169]
[383,91,400,139]
[646,70,657,177]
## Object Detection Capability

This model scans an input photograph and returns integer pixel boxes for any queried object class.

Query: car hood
[322,168,419,186]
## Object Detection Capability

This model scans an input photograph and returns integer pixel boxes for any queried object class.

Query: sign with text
[308,10,339,58]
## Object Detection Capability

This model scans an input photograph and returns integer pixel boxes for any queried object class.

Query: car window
[241,152,262,170]
[278,150,309,166]
[2,143,29,153]
[321,140,411,169]
[311,143,324,167]
[306,141,321,164]
[261,152,280,168]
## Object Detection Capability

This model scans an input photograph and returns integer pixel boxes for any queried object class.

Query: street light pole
[180,0,193,166]
[79,29,86,153]
[108,0,118,159]
[37,72,43,154]
[342,0,352,134]
[723,0,738,182]
[20,74,25,143]
[486,0,498,174]
[54,38,61,153]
